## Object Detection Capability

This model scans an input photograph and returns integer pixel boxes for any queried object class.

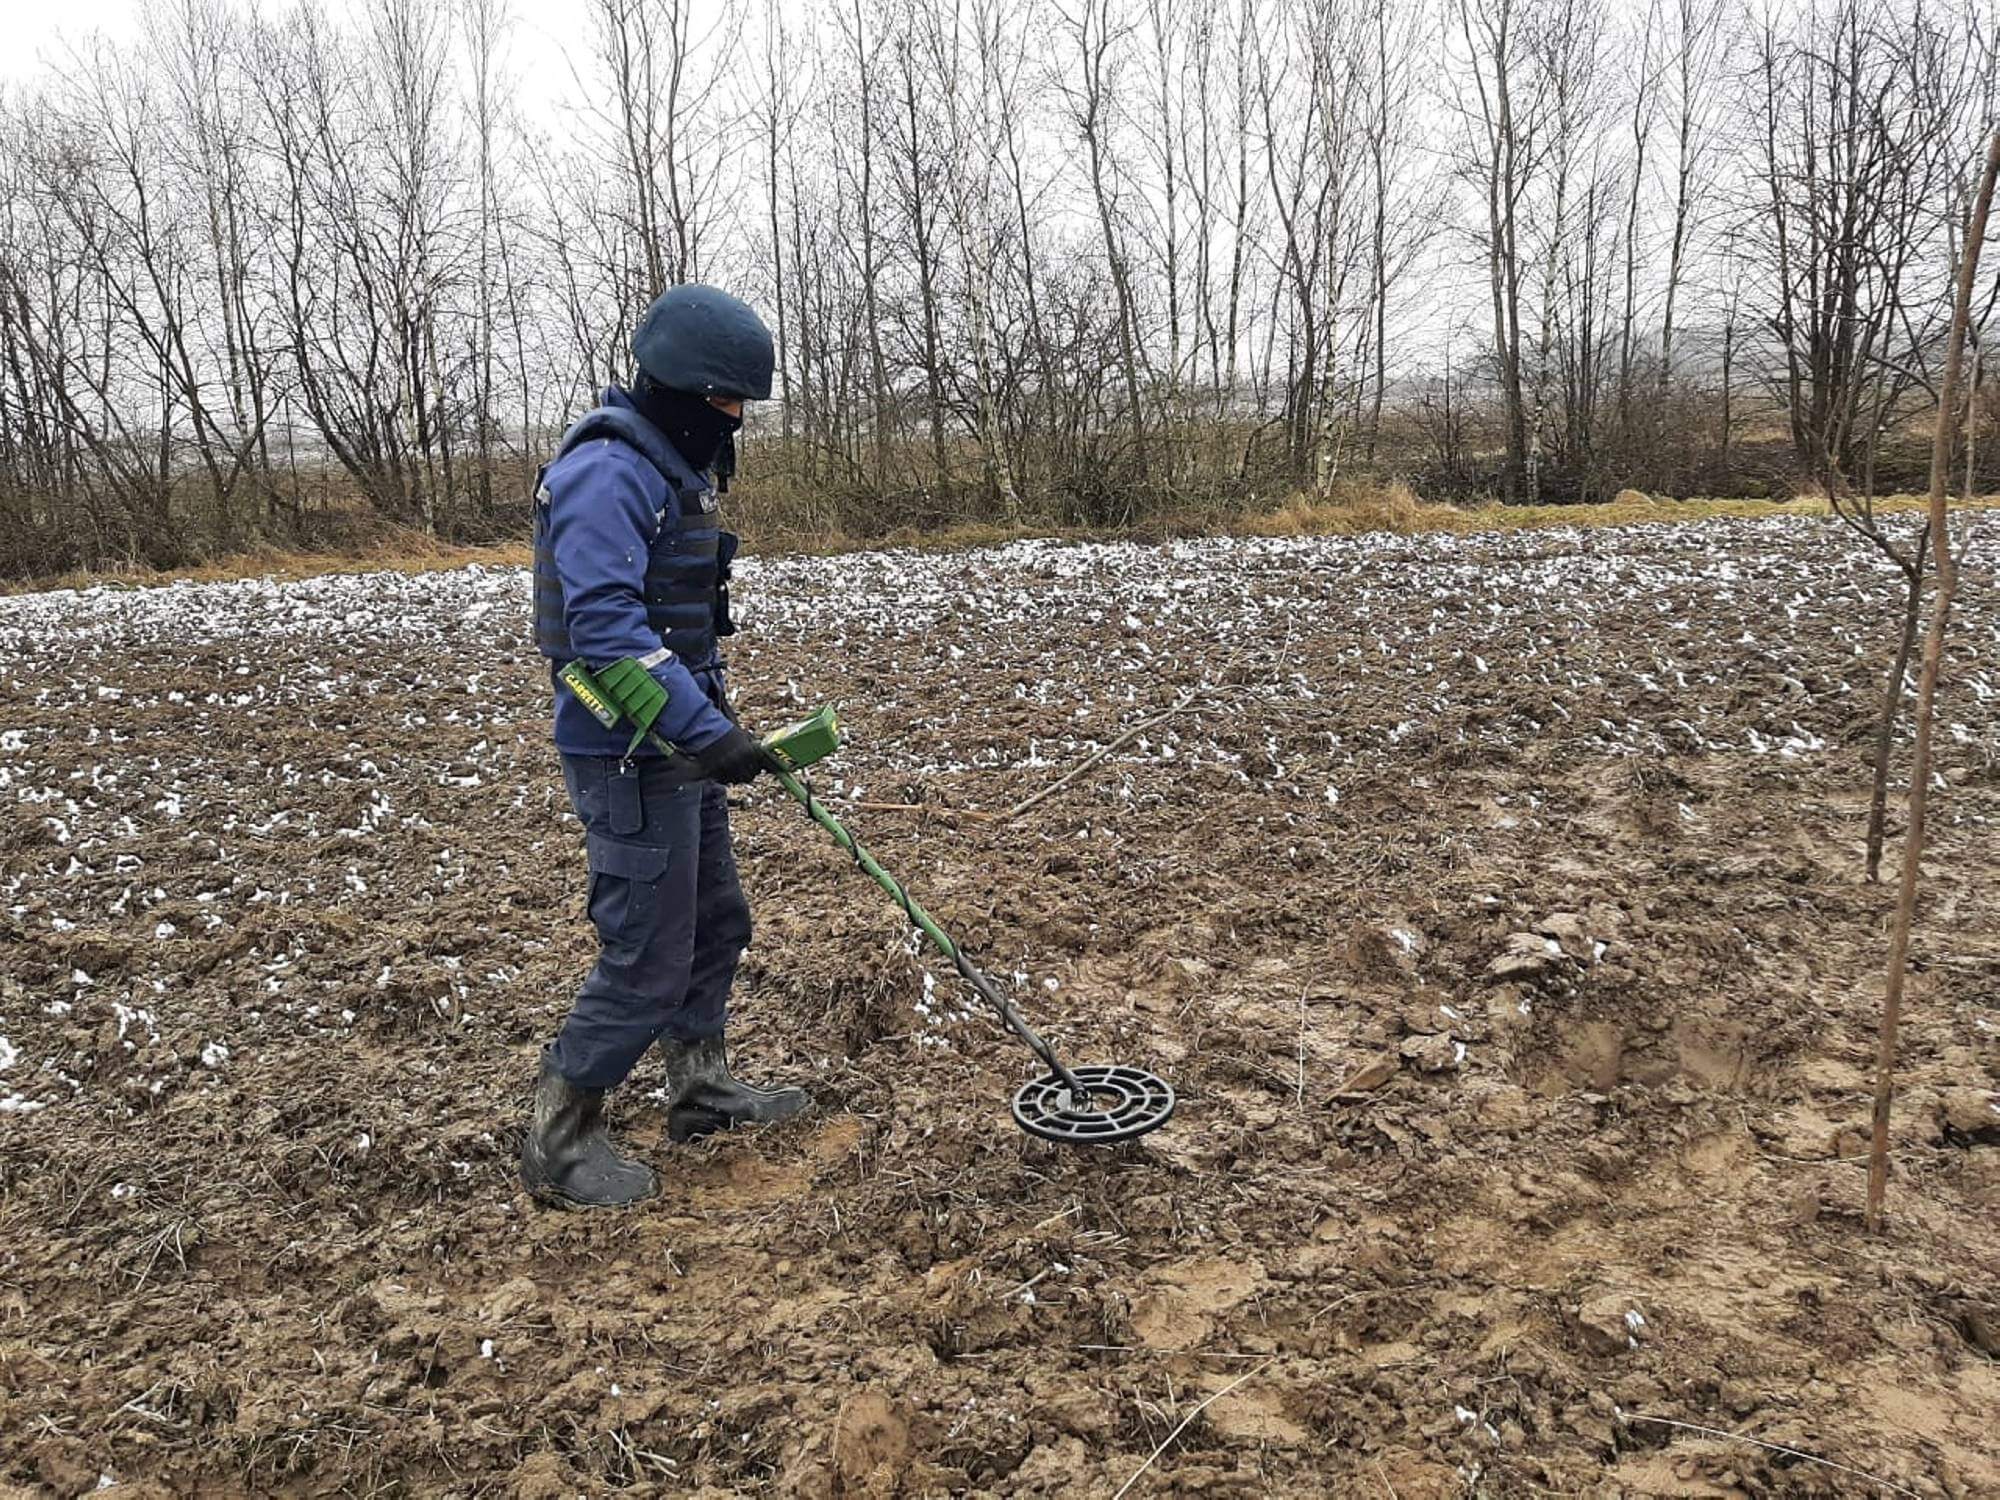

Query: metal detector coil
[1012,1064,1176,1144]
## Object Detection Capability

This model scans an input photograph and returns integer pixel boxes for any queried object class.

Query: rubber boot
[520,1050,658,1208]
[660,1033,810,1143]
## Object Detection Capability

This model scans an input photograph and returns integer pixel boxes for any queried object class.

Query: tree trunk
[1865,127,2000,1233]
[1865,541,1925,883]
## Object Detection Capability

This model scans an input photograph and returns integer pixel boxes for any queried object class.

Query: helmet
[631,284,775,401]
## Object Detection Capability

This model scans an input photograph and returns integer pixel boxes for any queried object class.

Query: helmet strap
[714,430,736,494]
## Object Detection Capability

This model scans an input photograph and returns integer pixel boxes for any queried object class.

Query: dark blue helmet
[631,284,775,401]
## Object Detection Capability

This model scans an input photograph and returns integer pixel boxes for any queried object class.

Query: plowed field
[2,514,1997,1497]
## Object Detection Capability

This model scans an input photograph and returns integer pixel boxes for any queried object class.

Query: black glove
[693,726,773,785]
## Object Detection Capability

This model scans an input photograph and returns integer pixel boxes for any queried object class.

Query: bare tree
[832,0,895,486]
[1866,126,2000,1234]
[461,0,511,518]
[1065,0,1155,492]
[1,0,1995,565]
[884,14,953,485]
[1455,0,1541,502]
[1748,0,1968,485]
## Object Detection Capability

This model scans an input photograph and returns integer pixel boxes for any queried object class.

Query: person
[520,284,808,1210]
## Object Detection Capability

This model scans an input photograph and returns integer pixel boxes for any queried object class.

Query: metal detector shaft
[767,769,1089,1098]
[616,717,1085,1096]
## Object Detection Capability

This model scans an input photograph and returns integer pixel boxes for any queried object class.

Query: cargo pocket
[584,833,674,944]
[607,764,646,836]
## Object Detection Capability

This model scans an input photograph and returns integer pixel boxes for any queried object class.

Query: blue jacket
[533,387,738,758]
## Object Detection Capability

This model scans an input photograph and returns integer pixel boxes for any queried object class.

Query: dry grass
[2,527,532,596]
[1241,483,2000,538]
[1245,479,1437,535]
[7,487,1994,594]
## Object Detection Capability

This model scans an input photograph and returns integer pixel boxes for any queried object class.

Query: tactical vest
[531,403,738,670]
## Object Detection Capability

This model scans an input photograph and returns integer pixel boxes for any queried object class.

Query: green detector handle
[559,659,627,731]
[559,659,840,771]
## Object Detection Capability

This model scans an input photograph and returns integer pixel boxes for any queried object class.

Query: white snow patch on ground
[0,509,1994,1115]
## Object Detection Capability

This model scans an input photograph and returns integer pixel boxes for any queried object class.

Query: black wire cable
[784,765,1084,1093]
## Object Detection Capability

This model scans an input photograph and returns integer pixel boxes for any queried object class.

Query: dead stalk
[1623,1415,1921,1499]
[1865,128,2000,1233]
[1007,688,1204,821]
[1109,1360,1271,1500]
[1295,990,1308,1106]
[1864,528,1926,882]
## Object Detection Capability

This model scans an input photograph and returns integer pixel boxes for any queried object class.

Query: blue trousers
[551,755,752,1090]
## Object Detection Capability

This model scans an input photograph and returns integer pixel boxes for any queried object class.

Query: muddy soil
[1,515,1996,1498]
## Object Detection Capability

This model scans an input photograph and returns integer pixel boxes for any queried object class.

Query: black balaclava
[631,370,743,492]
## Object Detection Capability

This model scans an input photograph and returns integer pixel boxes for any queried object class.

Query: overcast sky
[0,0,803,181]
[0,0,744,95]
[1,0,133,80]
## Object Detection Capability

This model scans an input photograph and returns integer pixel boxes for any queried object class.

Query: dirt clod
[1939,1088,2000,1142]
[1959,1304,2000,1356]
[1488,931,1564,983]
[1400,1032,1462,1073]
[831,1390,912,1497]
[1339,1054,1400,1092]
[1538,911,1596,961]
[1576,1294,1647,1356]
